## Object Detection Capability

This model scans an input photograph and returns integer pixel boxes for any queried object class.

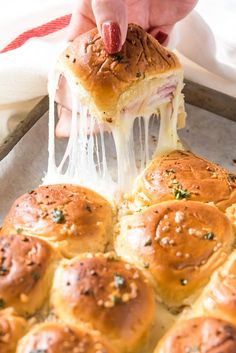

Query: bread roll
[51,253,155,352]
[0,233,60,315]
[0,308,27,353]
[2,184,114,258]
[134,150,236,210]
[116,200,234,308]
[154,317,236,353]
[198,250,236,325]
[17,322,116,353]
[59,24,185,124]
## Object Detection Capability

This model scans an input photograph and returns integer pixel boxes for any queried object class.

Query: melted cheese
[44,70,184,200]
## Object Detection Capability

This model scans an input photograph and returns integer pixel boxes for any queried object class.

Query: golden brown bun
[0,233,60,315]
[59,24,182,122]
[199,250,236,325]
[116,200,234,308]
[154,317,236,353]
[17,322,116,353]
[0,308,27,353]
[51,253,155,352]
[134,150,236,210]
[2,184,113,258]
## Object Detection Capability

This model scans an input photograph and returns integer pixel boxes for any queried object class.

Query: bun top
[2,184,113,258]
[154,317,236,353]
[51,253,155,351]
[17,322,116,353]
[0,233,59,315]
[201,250,236,325]
[116,200,234,308]
[134,150,236,210]
[59,23,181,121]
[0,308,27,353]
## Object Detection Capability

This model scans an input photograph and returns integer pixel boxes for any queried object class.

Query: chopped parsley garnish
[114,274,125,288]
[31,272,40,281]
[228,174,236,182]
[86,205,92,213]
[52,210,65,224]
[0,267,8,275]
[204,232,215,241]
[173,183,190,200]
[107,255,116,261]
[112,53,123,62]
[144,237,152,246]
[143,262,150,269]
[0,298,5,308]
[166,168,175,175]
[111,295,122,305]
[180,278,188,286]
[16,228,23,234]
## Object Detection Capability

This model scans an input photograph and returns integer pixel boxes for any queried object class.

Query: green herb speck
[52,210,65,224]
[144,237,152,246]
[32,272,40,281]
[0,299,5,308]
[112,53,123,62]
[111,295,122,305]
[173,183,190,200]
[228,174,236,182]
[114,274,125,288]
[180,278,188,286]
[143,262,150,269]
[204,232,215,241]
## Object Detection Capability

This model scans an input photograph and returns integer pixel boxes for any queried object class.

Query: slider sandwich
[47,24,186,192]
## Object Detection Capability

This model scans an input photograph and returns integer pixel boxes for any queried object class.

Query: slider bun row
[0,148,236,352]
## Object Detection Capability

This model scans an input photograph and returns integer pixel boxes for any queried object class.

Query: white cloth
[0,0,235,141]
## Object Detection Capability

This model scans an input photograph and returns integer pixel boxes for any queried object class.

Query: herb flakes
[52,210,65,224]
[114,274,125,288]
[204,232,215,241]
[173,183,190,200]
[180,278,188,286]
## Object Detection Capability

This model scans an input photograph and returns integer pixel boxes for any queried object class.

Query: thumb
[92,0,128,54]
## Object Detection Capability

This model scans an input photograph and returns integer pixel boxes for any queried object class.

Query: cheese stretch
[44,71,184,200]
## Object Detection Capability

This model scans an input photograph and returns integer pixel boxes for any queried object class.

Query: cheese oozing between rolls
[133,150,236,210]
[0,233,60,315]
[50,253,156,352]
[1,184,113,258]
[154,317,236,353]
[47,24,186,193]
[17,322,116,353]
[116,200,234,309]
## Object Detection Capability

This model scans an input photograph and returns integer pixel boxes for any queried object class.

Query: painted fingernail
[155,31,168,45]
[102,21,121,54]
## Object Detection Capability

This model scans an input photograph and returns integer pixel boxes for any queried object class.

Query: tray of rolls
[1,24,236,353]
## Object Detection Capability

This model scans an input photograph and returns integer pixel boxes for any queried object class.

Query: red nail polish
[155,31,168,45]
[102,21,121,54]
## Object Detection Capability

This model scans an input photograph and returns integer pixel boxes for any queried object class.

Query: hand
[56,0,198,137]
[68,0,198,51]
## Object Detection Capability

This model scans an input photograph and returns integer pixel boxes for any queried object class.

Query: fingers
[56,106,74,138]
[67,1,95,41]
[92,0,128,53]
